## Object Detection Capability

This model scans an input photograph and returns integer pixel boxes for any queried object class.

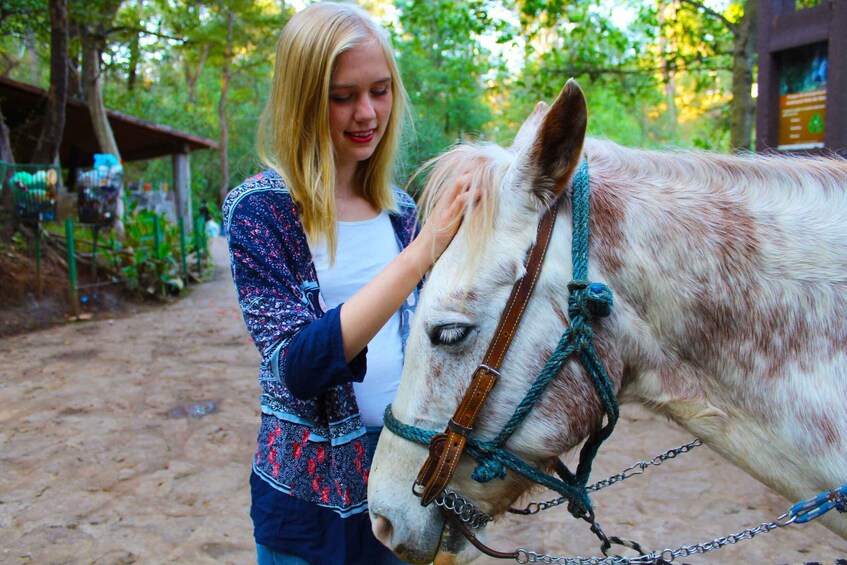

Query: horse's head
[369,81,623,563]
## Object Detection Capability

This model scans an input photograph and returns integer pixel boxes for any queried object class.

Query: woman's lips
[347,129,375,144]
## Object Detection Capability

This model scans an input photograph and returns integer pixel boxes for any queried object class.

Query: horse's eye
[430,323,471,346]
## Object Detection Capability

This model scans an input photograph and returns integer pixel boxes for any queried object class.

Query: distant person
[222,3,469,564]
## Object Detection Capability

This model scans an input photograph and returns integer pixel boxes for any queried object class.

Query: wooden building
[756,0,846,156]
[0,76,218,230]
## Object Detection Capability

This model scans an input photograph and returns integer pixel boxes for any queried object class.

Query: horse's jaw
[369,429,448,563]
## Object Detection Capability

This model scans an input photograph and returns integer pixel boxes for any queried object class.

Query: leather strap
[414,202,559,506]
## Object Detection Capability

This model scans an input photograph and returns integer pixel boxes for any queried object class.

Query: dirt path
[1,238,845,565]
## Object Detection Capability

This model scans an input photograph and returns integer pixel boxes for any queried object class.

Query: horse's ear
[526,79,587,205]
[510,101,549,153]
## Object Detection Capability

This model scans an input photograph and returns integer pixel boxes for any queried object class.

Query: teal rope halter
[384,160,618,520]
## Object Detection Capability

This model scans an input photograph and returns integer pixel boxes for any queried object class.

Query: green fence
[0,160,212,315]
[63,212,211,316]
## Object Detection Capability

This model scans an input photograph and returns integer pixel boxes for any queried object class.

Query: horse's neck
[580,149,847,507]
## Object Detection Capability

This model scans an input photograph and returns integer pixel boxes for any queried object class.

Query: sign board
[776,43,828,150]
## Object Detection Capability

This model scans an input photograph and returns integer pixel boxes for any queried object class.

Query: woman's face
[328,39,393,173]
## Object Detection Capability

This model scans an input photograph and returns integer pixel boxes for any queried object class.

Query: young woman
[223,3,469,563]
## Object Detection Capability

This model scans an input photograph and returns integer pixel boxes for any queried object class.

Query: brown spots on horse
[590,184,627,275]
[684,281,847,382]
[416,360,444,413]
[445,289,481,314]
[808,411,840,452]
[551,300,569,327]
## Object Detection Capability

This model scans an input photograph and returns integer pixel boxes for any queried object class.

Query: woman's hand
[411,171,474,272]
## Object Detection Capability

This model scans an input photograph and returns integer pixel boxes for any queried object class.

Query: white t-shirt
[309,211,404,427]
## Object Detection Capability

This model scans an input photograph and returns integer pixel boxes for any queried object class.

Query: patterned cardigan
[223,169,419,516]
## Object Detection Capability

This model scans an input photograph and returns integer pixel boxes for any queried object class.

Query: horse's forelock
[418,142,516,280]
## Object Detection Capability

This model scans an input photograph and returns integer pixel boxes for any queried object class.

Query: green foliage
[2,0,754,216]
[0,0,50,84]
[103,199,206,298]
[95,0,280,205]
[393,0,502,190]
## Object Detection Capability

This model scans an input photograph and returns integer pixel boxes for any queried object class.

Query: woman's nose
[354,96,377,122]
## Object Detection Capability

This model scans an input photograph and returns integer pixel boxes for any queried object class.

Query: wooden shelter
[0,76,218,230]
[756,0,846,156]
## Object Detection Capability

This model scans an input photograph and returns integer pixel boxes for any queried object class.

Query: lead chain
[511,439,703,516]
[514,512,797,564]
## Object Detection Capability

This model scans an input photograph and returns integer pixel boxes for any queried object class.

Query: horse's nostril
[372,514,393,547]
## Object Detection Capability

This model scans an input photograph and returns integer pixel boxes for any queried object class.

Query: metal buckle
[477,363,501,378]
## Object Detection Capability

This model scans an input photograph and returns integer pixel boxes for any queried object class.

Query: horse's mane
[585,138,847,202]
[420,137,847,227]
[414,136,847,282]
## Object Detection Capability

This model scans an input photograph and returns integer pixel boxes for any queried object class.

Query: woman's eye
[331,94,352,102]
[371,88,389,97]
[430,323,471,346]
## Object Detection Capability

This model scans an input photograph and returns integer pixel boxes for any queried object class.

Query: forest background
[0,0,770,214]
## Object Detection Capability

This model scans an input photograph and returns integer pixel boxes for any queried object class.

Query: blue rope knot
[472,457,507,483]
[585,282,613,318]
[568,279,613,319]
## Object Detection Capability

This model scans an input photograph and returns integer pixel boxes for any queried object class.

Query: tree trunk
[218,11,233,204]
[657,2,678,138]
[82,30,123,234]
[31,0,69,165]
[0,104,13,164]
[0,104,14,217]
[25,28,40,84]
[184,44,209,104]
[67,22,82,98]
[729,0,758,152]
[127,31,140,92]
[82,39,120,159]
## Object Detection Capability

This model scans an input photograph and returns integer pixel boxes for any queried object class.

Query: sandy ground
[1,237,846,565]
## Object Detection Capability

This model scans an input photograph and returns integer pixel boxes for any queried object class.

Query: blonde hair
[258,2,408,260]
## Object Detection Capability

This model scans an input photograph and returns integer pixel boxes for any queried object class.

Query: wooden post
[34,218,42,297]
[172,146,192,235]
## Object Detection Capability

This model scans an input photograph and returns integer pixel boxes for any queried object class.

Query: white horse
[368,80,847,564]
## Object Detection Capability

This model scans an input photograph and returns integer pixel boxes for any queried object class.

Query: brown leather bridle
[412,200,559,507]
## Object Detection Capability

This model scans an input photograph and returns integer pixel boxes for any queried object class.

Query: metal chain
[511,439,703,516]
[514,511,797,564]
[435,489,493,529]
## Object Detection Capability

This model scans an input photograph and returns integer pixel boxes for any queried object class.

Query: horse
[367,79,847,564]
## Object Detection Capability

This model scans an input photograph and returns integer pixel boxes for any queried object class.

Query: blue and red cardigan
[223,169,419,516]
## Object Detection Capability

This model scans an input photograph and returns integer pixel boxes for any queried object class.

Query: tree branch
[678,0,738,33]
[550,61,734,78]
[108,25,188,44]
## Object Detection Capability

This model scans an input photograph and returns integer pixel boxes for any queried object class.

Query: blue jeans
[256,544,309,565]
[257,543,407,565]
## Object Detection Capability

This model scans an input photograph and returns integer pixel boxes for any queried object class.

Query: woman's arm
[227,187,363,400]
